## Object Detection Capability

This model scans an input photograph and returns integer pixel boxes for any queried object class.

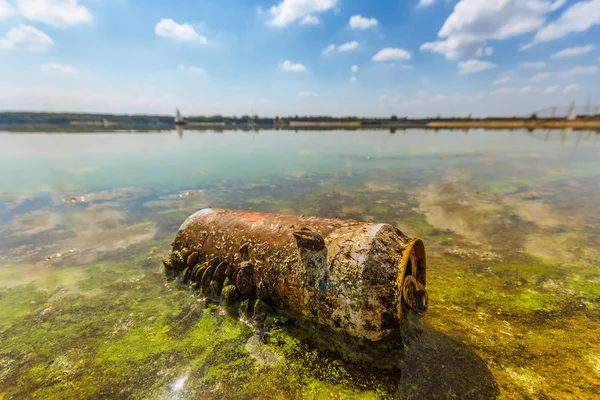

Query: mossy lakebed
[0,129,599,399]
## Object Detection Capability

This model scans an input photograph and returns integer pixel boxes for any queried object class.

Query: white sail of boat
[175,108,186,125]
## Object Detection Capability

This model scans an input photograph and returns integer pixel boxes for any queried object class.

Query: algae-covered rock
[222,285,240,306]
[240,299,251,319]
[210,280,223,296]
[253,299,271,323]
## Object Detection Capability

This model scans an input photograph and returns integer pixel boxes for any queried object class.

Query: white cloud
[178,65,206,74]
[41,63,78,73]
[338,41,358,52]
[16,0,92,28]
[155,19,207,43]
[542,85,562,93]
[520,61,546,68]
[297,90,318,97]
[349,76,357,83]
[490,86,534,95]
[489,84,573,96]
[280,60,306,72]
[351,65,359,72]
[530,72,553,82]
[267,0,337,27]
[322,42,359,54]
[0,24,53,51]
[458,59,496,74]
[418,0,436,7]
[322,44,335,55]
[300,15,319,25]
[551,44,595,59]
[493,76,512,85]
[529,0,600,46]
[563,83,580,93]
[349,15,379,30]
[475,46,494,57]
[560,65,597,78]
[257,6,264,15]
[528,65,598,82]
[372,48,412,62]
[420,0,564,60]
[0,0,15,19]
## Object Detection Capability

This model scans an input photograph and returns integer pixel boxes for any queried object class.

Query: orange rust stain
[243,212,271,223]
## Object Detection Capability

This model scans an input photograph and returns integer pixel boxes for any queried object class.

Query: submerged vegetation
[0,129,599,398]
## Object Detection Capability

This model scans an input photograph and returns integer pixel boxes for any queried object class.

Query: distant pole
[586,96,591,116]
[567,101,577,120]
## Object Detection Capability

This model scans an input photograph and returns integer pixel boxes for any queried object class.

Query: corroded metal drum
[164,208,428,341]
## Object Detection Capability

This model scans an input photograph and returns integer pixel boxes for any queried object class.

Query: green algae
[0,284,50,329]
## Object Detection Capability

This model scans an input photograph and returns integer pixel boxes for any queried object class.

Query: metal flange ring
[403,275,429,314]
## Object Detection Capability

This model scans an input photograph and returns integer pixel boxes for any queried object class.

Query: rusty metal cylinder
[165,208,428,341]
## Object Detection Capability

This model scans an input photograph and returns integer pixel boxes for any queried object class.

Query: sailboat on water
[174,108,187,126]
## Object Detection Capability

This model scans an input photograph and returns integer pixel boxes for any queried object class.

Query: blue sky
[1,0,599,117]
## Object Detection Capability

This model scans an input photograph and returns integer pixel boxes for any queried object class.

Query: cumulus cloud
[349,76,357,83]
[551,44,595,59]
[155,19,207,43]
[280,60,307,72]
[41,63,78,73]
[520,61,546,68]
[0,0,15,19]
[420,0,565,60]
[493,76,512,85]
[338,41,358,52]
[528,0,600,47]
[351,65,359,72]
[372,48,412,62]
[267,0,337,27]
[297,90,318,97]
[178,65,206,74]
[349,15,379,30]
[300,15,319,25]
[0,24,53,51]
[458,59,496,74]
[16,0,92,28]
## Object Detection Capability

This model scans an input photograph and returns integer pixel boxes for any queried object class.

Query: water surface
[1,129,599,399]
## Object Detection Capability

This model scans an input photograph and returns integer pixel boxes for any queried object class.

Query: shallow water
[0,129,598,399]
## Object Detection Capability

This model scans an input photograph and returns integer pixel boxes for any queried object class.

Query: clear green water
[0,129,598,399]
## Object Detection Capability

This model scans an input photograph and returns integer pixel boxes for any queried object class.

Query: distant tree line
[0,111,545,128]
[0,112,419,126]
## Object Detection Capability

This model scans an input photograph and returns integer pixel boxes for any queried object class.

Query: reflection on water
[0,129,599,399]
